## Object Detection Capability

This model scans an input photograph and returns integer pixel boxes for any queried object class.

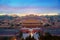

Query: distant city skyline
[0,0,60,14]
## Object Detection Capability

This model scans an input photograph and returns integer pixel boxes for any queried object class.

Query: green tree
[44,32,52,40]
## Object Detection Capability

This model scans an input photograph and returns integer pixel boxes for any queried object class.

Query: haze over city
[0,0,60,14]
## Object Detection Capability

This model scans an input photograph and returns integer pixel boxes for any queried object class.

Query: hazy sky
[0,0,60,14]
